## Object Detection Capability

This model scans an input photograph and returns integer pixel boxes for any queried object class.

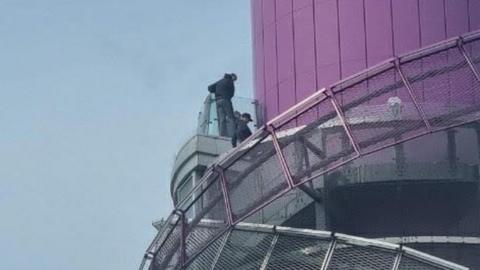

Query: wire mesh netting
[212,230,274,269]
[401,45,480,130]
[327,242,397,270]
[222,131,290,222]
[276,96,358,186]
[184,231,229,270]
[157,224,466,270]
[337,65,427,155]
[183,174,229,261]
[397,255,445,270]
[150,216,183,270]
[265,234,330,269]
[142,31,480,270]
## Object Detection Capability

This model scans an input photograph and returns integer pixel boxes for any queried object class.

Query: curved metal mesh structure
[147,223,468,270]
[141,30,480,269]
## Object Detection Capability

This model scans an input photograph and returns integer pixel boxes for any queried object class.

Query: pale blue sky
[0,1,252,269]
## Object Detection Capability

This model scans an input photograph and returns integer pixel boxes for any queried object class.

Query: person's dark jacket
[231,119,252,147]
[208,75,235,99]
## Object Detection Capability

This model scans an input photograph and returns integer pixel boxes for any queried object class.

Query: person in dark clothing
[232,113,253,147]
[208,73,237,137]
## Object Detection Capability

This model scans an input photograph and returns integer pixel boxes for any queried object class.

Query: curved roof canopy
[148,221,468,270]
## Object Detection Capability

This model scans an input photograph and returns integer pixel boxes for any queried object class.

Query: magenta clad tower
[252,0,480,121]
[250,0,480,268]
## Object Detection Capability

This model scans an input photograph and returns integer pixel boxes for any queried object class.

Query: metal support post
[394,136,406,177]
[259,233,280,270]
[180,211,187,267]
[320,235,337,270]
[293,137,324,202]
[298,184,324,204]
[458,38,480,83]
[209,230,232,270]
[293,139,307,178]
[152,211,183,260]
[447,129,458,174]
[217,167,234,225]
[395,58,432,131]
[391,247,403,270]
[268,125,296,188]
[472,122,480,161]
[326,88,361,156]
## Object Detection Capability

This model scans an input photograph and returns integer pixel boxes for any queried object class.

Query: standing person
[232,113,253,147]
[208,73,237,137]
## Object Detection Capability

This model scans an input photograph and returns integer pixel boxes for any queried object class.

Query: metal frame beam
[458,38,480,83]
[259,233,279,270]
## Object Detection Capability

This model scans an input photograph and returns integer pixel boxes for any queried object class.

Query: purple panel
[470,0,480,31]
[293,0,311,11]
[276,0,294,82]
[418,0,446,103]
[445,0,469,38]
[295,69,315,99]
[314,0,340,88]
[263,0,276,26]
[264,89,277,123]
[276,2,296,113]
[392,0,421,55]
[392,0,421,102]
[338,0,367,78]
[364,1,395,106]
[419,0,446,46]
[278,79,295,113]
[295,71,316,125]
[293,1,316,101]
[444,1,470,106]
[263,23,279,118]
[276,0,292,17]
[365,0,394,66]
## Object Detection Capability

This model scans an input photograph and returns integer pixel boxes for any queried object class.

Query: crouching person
[231,113,253,147]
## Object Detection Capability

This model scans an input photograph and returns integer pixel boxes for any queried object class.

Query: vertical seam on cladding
[291,0,298,108]
[417,0,425,101]
[417,0,422,47]
[390,0,396,55]
[274,0,280,115]
[443,0,447,38]
[261,0,268,120]
[362,0,369,100]
[336,0,342,81]
[363,0,368,68]
[467,0,471,32]
[251,0,256,103]
[313,0,319,91]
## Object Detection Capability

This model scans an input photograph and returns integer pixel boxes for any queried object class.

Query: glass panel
[197,94,261,137]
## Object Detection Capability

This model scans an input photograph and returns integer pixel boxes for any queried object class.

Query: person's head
[241,113,253,122]
[224,73,238,81]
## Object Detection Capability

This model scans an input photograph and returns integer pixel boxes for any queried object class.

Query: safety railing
[197,95,262,136]
[141,30,480,270]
